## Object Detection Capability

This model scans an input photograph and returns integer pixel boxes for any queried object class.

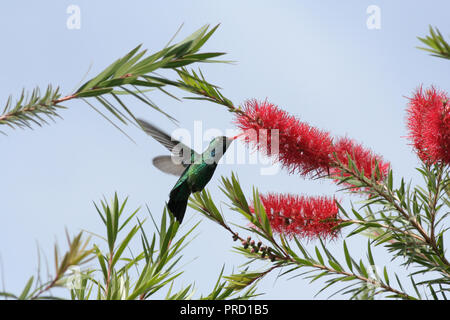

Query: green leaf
[111,225,139,268]
[19,277,34,300]
[75,88,113,98]
[315,247,324,265]
[383,266,390,286]
[367,240,375,266]
[343,241,353,272]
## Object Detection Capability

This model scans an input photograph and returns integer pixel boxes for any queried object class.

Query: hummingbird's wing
[152,155,188,176]
[137,118,198,176]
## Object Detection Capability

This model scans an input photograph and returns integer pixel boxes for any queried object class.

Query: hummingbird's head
[204,136,235,164]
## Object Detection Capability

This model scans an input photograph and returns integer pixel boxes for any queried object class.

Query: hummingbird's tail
[168,182,190,223]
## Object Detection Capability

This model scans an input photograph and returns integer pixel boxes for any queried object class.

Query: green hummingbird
[137,119,237,223]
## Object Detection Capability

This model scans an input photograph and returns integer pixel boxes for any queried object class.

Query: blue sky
[1,1,449,299]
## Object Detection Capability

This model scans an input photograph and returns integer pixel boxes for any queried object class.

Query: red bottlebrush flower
[251,193,340,240]
[235,99,334,176]
[235,99,390,184]
[406,86,450,165]
[331,137,390,182]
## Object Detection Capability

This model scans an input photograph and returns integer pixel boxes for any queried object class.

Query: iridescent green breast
[186,162,218,192]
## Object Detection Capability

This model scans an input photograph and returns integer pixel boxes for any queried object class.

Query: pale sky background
[1,1,449,299]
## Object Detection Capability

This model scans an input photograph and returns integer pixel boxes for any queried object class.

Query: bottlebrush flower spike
[235,99,334,176]
[331,137,390,182]
[406,86,450,165]
[250,193,340,240]
[235,99,390,183]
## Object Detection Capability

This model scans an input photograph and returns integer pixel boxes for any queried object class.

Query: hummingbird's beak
[230,132,245,140]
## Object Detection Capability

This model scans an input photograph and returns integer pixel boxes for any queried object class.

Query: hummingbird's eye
[210,149,216,157]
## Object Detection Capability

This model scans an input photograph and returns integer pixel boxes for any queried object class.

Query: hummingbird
[137,119,237,223]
